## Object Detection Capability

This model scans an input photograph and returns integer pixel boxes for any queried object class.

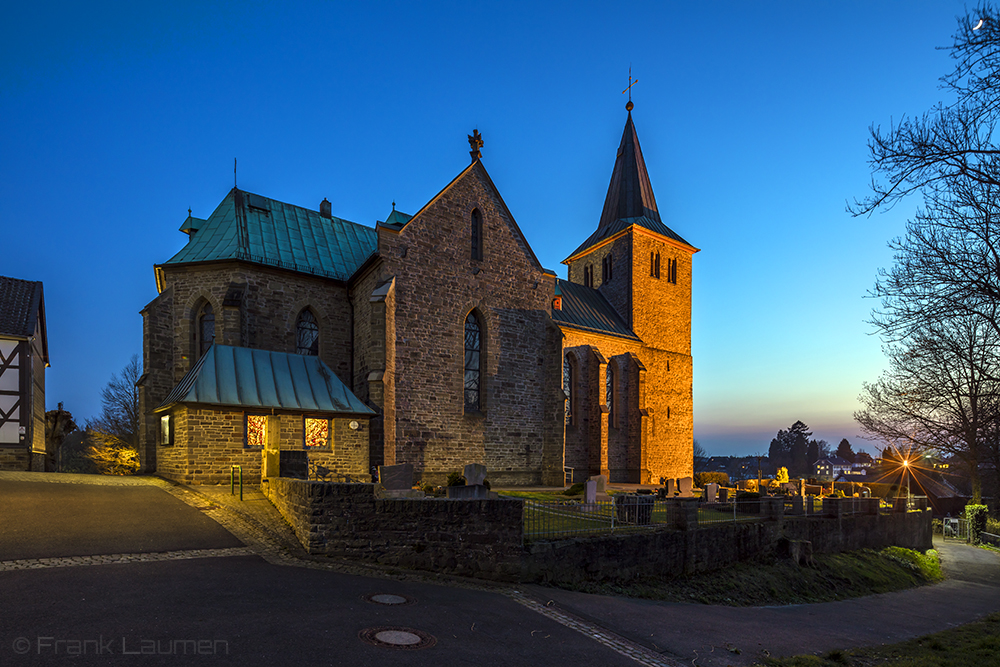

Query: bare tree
[693,440,709,473]
[870,180,1000,345]
[852,5,1000,216]
[86,355,140,474]
[855,317,1000,502]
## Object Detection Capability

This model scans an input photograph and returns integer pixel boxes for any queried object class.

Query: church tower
[558,102,698,483]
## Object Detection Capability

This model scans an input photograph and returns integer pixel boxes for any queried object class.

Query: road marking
[0,547,257,571]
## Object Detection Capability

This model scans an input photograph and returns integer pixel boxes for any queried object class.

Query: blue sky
[0,1,968,455]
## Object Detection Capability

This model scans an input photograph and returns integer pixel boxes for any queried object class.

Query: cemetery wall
[523,509,933,585]
[263,477,524,581]
[263,479,932,584]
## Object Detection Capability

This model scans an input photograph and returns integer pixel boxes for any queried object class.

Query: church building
[138,104,697,486]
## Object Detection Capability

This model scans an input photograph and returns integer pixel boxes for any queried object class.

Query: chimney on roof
[320,198,332,219]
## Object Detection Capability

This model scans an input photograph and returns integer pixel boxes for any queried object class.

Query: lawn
[556,547,943,606]
[758,612,1000,667]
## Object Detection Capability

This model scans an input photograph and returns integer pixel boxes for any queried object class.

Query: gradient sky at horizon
[1,1,969,457]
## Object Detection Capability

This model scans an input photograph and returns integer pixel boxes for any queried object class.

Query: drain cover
[359,626,436,650]
[363,592,416,606]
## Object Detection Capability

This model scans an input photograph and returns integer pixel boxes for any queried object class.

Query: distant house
[815,455,852,480]
[0,275,48,471]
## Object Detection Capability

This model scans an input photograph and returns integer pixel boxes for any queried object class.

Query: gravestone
[589,474,611,501]
[719,487,729,503]
[584,480,597,504]
[665,479,677,497]
[464,463,487,486]
[705,482,719,503]
[678,476,694,498]
[447,463,489,500]
[379,463,414,490]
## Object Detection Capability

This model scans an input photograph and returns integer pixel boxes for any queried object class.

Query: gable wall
[377,164,564,486]
[566,234,633,330]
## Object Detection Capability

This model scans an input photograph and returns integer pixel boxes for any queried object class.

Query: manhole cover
[363,593,416,606]
[359,626,436,650]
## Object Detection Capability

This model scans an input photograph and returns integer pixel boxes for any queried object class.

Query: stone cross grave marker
[464,463,487,486]
[379,463,413,491]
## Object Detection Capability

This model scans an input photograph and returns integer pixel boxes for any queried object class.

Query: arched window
[296,309,320,355]
[606,363,614,425]
[471,208,483,261]
[602,255,613,282]
[584,265,593,288]
[464,312,482,411]
[198,303,215,357]
[564,355,573,425]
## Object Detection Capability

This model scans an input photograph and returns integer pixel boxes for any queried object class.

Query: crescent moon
[974,18,984,30]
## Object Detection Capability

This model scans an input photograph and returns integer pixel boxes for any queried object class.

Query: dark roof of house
[817,456,852,466]
[565,110,694,261]
[0,275,45,345]
[155,344,374,415]
[163,189,377,282]
[553,279,640,341]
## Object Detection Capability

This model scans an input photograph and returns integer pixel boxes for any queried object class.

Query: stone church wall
[158,406,369,484]
[156,262,353,386]
[377,164,564,486]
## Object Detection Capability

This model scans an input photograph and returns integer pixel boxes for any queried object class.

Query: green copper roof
[164,189,377,282]
[155,344,375,415]
[553,279,640,341]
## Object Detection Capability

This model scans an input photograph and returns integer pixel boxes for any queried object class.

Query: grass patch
[759,611,1000,666]
[558,547,942,606]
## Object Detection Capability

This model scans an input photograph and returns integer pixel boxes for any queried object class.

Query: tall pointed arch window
[296,309,320,355]
[198,303,215,357]
[464,312,482,411]
[471,208,483,261]
[606,363,614,426]
[564,355,573,425]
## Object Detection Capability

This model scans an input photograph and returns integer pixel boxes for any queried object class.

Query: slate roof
[0,275,44,339]
[163,189,377,282]
[565,110,695,261]
[553,279,640,341]
[155,344,375,415]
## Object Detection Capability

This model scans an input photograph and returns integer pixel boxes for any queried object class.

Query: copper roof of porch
[154,344,374,415]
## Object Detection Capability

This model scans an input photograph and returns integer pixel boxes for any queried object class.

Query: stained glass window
[304,417,329,448]
[296,309,319,355]
[465,313,481,410]
[246,414,267,448]
[199,303,215,356]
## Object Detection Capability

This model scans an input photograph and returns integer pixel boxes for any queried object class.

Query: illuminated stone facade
[139,108,695,486]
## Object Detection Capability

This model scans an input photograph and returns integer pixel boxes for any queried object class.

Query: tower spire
[597,107,659,229]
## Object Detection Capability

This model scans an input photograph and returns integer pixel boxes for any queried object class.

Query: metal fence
[523,497,675,541]
[523,497,770,541]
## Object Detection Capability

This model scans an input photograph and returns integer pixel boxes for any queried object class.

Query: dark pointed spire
[597,106,660,229]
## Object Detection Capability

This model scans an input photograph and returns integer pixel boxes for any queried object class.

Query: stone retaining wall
[263,480,934,584]
[262,477,523,581]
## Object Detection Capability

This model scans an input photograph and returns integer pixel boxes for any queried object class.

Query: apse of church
[137,104,695,486]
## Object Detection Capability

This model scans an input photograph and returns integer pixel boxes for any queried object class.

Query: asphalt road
[0,480,243,559]
[528,538,1000,666]
[0,476,640,667]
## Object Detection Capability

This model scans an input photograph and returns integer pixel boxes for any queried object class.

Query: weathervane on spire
[468,129,484,162]
[622,66,638,111]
